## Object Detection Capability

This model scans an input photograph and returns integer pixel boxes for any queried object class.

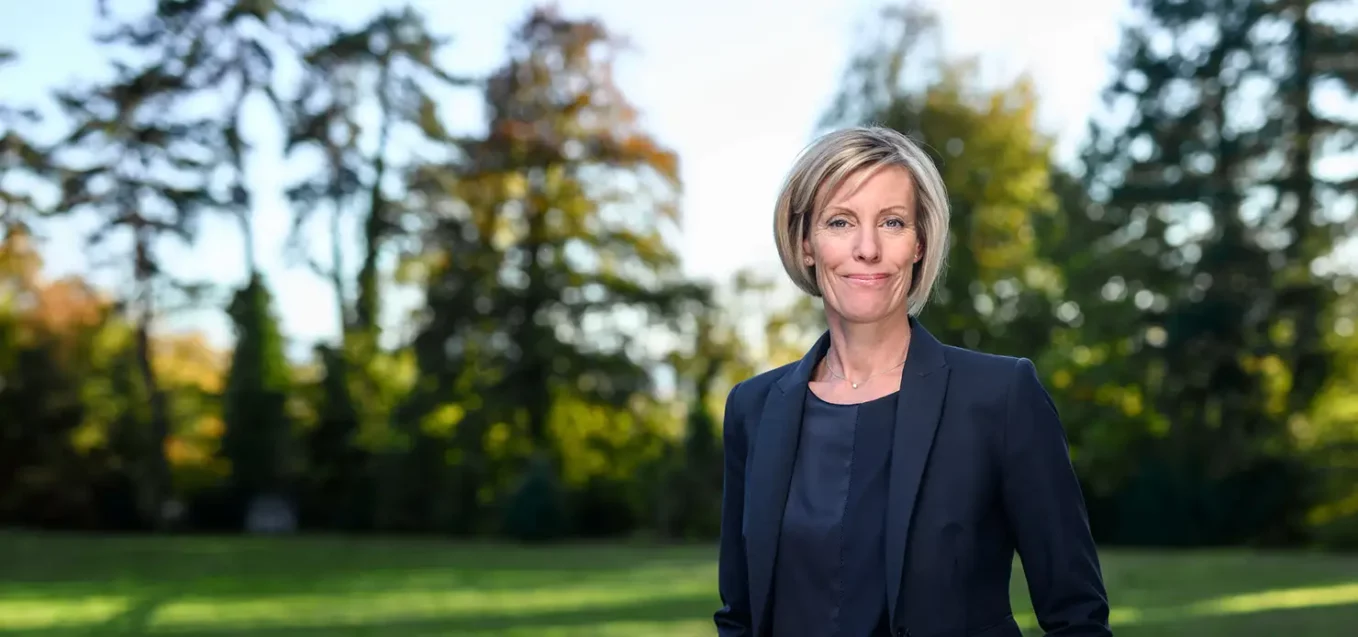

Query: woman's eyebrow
[825,204,911,214]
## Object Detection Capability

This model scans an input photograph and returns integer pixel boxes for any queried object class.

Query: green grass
[1,532,1356,635]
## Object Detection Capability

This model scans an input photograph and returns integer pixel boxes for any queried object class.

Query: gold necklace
[823,349,908,389]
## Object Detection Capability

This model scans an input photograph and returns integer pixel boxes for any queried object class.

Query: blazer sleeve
[1001,357,1112,636]
[713,380,752,636]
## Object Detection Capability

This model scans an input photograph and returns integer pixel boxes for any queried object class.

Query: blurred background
[0,0,1355,634]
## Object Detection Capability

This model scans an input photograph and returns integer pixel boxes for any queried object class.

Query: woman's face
[803,164,922,326]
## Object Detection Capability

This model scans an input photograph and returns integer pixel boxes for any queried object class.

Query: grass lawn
[1,532,1356,636]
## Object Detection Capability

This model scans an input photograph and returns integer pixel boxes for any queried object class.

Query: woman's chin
[828,302,906,326]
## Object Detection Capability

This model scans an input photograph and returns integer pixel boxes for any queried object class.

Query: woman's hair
[773,126,950,316]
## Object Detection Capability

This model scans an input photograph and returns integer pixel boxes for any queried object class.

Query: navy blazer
[713,319,1111,637]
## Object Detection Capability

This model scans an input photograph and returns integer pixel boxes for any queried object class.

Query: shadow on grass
[1021,582,1358,637]
[6,533,1358,637]
[1081,549,1358,610]
[0,592,716,637]
[0,566,666,603]
[9,584,1358,637]
[1096,602,1358,637]
[0,532,717,602]
[93,595,163,634]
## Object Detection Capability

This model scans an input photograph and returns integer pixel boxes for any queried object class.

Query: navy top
[769,388,898,637]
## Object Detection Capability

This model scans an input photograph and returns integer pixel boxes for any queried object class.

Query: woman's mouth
[843,273,891,286]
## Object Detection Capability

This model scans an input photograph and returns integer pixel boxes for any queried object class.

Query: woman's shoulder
[938,341,1031,376]
[936,341,1050,403]
[727,360,798,405]
[719,362,798,444]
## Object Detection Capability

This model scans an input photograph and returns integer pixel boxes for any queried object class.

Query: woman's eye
[827,218,849,228]
[884,218,908,229]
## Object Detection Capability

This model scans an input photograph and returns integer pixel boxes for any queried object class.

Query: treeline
[1,0,1355,549]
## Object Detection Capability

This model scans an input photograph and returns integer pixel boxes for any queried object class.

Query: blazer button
[895,630,908,637]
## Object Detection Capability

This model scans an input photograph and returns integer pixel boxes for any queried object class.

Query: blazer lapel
[885,317,950,629]
[745,331,830,634]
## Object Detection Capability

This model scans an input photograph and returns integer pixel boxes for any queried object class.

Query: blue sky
[0,0,1129,354]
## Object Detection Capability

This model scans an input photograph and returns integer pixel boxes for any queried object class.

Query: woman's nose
[855,228,880,262]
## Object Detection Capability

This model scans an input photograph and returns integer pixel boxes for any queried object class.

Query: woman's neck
[823,312,912,382]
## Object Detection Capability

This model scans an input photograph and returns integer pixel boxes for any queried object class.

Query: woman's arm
[713,381,752,636]
[1001,357,1112,636]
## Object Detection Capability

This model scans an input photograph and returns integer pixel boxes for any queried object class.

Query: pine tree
[1080,0,1357,544]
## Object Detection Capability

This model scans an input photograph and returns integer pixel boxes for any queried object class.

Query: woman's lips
[843,273,891,287]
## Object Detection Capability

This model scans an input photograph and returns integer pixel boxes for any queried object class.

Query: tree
[408,5,700,539]
[139,0,319,530]
[1079,0,1357,544]
[49,5,232,527]
[220,274,293,521]
[0,227,148,530]
[281,6,465,531]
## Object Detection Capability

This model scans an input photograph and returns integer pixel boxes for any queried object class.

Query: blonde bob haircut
[773,126,950,316]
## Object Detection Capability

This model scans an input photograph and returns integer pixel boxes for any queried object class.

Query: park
[1,0,1355,634]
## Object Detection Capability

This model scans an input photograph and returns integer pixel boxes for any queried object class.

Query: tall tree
[1079,0,1357,544]
[131,0,320,529]
[50,5,232,527]
[408,5,699,539]
[282,5,463,531]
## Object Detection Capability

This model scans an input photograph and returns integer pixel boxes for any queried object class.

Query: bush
[501,453,567,542]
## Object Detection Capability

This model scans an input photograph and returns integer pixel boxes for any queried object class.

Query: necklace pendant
[851,382,859,389]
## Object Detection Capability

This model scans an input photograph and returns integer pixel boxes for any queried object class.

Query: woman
[713,127,1111,637]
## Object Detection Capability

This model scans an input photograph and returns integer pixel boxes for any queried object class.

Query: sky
[0,0,1129,355]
